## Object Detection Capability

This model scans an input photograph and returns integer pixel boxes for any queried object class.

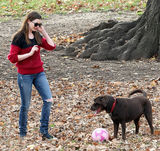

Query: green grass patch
[0,0,147,18]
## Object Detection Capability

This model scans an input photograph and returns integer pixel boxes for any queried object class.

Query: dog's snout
[91,105,96,111]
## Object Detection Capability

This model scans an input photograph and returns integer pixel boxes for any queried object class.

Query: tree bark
[64,0,160,61]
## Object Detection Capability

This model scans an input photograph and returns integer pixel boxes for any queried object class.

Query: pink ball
[92,128,109,142]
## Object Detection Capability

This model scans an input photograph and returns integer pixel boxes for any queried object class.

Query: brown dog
[91,89,154,140]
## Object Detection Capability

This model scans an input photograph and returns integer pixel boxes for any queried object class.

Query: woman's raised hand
[29,45,39,56]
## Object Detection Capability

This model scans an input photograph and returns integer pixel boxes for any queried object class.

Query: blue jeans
[17,72,53,137]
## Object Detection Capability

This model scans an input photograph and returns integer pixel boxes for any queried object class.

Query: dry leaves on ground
[0,78,160,151]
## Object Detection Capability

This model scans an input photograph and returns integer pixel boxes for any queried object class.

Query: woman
[8,11,56,140]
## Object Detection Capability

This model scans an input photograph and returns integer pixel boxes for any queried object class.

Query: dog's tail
[128,89,147,98]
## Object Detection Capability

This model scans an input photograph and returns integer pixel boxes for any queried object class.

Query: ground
[0,11,160,150]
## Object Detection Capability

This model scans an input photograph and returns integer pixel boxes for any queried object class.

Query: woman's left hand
[37,26,46,34]
[37,25,55,47]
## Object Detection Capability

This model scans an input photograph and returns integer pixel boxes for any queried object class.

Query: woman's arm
[37,26,55,47]
[18,45,39,61]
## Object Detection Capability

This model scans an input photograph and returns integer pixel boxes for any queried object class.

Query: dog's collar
[110,98,117,113]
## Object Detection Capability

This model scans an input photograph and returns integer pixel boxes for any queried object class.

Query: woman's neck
[28,31,34,39]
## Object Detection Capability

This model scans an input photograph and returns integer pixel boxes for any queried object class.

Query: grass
[0,0,147,18]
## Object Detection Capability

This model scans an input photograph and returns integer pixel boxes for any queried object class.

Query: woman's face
[28,19,42,32]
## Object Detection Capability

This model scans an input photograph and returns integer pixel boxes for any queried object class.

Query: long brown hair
[13,11,42,45]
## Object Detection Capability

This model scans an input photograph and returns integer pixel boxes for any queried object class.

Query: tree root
[64,0,160,61]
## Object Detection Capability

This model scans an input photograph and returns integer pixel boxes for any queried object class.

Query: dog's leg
[113,122,119,138]
[121,122,126,140]
[134,117,140,134]
[144,113,154,134]
[144,103,154,134]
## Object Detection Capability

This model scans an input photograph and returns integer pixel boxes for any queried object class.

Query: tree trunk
[64,0,160,61]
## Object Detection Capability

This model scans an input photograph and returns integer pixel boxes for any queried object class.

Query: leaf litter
[0,78,160,151]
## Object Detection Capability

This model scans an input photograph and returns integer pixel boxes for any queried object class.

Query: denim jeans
[17,72,53,137]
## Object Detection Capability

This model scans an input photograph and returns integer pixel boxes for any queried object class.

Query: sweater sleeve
[8,44,21,63]
[40,38,56,51]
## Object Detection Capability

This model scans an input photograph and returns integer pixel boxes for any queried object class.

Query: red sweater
[8,33,56,74]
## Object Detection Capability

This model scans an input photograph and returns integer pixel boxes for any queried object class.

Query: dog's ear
[94,96,111,108]
[101,96,111,107]
[94,96,104,104]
